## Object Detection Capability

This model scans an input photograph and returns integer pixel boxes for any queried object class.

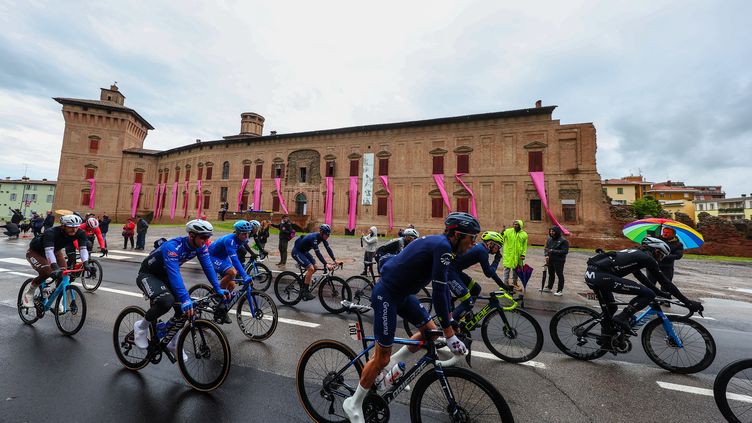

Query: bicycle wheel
[404,297,438,337]
[714,358,752,423]
[345,276,373,307]
[274,271,302,306]
[481,308,543,363]
[250,263,272,292]
[81,259,103,292]
[112,306,151,370]
[188,283,216,320]
[177,319,231,392]
[410,366,514,422]
[549,306,608,360]
[318,276,352,314]
[641,314,716,374]
[54,285,86,335]
[17,278,41,325]
[236,291,278,341]
[296,339,364,423]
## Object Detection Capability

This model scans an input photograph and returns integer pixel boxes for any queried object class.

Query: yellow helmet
[481,231,503,246]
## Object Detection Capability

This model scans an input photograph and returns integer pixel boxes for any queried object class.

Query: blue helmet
[319,224,332,235]
[233,220,253,233]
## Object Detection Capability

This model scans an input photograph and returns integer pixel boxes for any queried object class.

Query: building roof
[694,196,751,204]
[1,178,56,185]
[647,185,699,193]
[602,178,653,185]
[123,148,161,156]
[53,97,155,130]
[157,106,558,156]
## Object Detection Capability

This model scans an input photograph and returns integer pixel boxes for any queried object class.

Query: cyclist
[208,220,258,322]
[373,227,419,271]
[343,212,479,423]
[290,223,342,301]
[66,217,107,267]
[236,220,264,264]
[23,214,94,308]
[585,236,703,333]
[132,220,230,358]
[448,230,512,321]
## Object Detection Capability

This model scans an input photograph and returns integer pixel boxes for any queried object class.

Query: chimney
[195,139,201,143]
[270,130,277,136]
[240,112,265,136]
[535,100,542,108]
[42,178,47,181]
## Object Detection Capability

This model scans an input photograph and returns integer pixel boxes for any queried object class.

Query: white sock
[352,383,368,405]
[387,345,412,369]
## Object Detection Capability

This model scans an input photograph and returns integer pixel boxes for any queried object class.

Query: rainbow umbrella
[622,218,704,249]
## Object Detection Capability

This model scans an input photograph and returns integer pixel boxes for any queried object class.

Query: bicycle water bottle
[156,321,167,340]
[377,361,406,389]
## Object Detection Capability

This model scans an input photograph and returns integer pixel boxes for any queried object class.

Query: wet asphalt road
[1,238,751,422]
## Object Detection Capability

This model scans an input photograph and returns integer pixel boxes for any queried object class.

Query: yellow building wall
[605,185,636,203]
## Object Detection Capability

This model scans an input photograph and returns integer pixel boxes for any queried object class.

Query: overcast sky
[1,0,750,196]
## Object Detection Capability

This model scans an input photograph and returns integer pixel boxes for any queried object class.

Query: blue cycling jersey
[379,234,454,328]
[452,242,504,286]
[140,236,221,304]
[293,232,336,266]
[208,233,250,281]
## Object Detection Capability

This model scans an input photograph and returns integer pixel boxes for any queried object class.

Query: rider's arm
[431,248,454,330]
[76,230,89,262]
[93,227,105,250]
[227,239,250,280]
[642,257,693,303]
[477,249,505,286]
[197,245,222,293]
[311,239,328,266]
[161,245,190,304]
[322,239,337,262]
[44,247,57,265]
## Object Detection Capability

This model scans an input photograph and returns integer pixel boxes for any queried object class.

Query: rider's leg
[610,277,655,330]
[447,273,473,320]
[300,264,316,300]
[219,267,237,291]
[24,249,52,306]
[134,273,174,348]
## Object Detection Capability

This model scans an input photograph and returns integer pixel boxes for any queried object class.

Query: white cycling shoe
[342,397,365,423]
[166,332,188,362]
[22,291,35,308]
[133,320,149,349]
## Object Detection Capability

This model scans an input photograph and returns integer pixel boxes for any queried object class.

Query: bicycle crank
[363,392,389,423]
[611,336,632,354]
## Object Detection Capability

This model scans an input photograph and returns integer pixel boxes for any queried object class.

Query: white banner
[361,153,374,205]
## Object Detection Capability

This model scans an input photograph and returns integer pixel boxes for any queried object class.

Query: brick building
[52,85,621,245]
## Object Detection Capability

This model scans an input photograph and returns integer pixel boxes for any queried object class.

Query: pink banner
[455,173,477,218]
[324,176,334,225]
[170,182,178,220]
[433,174,452,212]
[153,182,160,215]
[348,176,358,231]
[197,179,203,217]
[131,183,142,218]
[253,178,262,211]
[529,171,570,235]
[275,177,289,215]
[183,181,189,218]
[158,183,167,218]
[379,176,393,230]
[87,178,96,209]
[237,178,249,212]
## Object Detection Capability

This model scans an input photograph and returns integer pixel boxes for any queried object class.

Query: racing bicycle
[17,265,87,335]
[241,254,272,292]
[344,272,430,308]
[714,358,752,422]
[274,263,351,313]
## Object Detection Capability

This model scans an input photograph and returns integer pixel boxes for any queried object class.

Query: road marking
[102,254,134,260]
[108,249,150,257]
[731,288,752,295]
[0,258,30,266]
[8,272,35,278]
[657,381,752,404]
[469,350,547,368]
[0,267,12,272]
[236,309,320,328]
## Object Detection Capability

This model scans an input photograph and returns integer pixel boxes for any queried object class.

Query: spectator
[360,226,378,276]
[2,222,20,239]
[99,214,111,245]
[122,218,136,249]
[43,211,55,231]
[502,219,528,291]
[649,226,685,306]
[257,220,271,252]
[135,217,149,250]
[272,215,293,267]
[219,201,229,221]
[543,225,569,296]
[10,208,23,224]
[30,212,44,238]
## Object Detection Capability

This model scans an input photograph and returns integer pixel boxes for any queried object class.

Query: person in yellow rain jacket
[502,219,528,291]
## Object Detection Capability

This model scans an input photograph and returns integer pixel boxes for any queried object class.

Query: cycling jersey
[208,233,250,280]
[139,236,221,304]
[292,232,336,266]
[379,234,454,329]
[451,242,504,286]
[76,223,105,249]
[30,226,89,264]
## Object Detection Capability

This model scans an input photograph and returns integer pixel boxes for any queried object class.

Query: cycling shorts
[291,249,315,268]
[371,282,431,348]
[136,272,173,302]
[211,257,234,275]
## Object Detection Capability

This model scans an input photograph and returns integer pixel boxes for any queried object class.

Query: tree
[632,196,663,219]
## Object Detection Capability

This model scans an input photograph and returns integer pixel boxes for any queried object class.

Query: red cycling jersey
[72,223,105,251]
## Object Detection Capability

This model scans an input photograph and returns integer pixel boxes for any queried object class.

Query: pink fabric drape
[348,176,358,231]
[197,180,203,217]
[275,177,289,214]
[529,171,570,235]
[153,183,160,215]
[324,176,334,225]
[253,178,262,211]
[131,183,142,218]
[170,182,178,220]
[87,178,96,209]
[237,178,249,212]
[455,173,477,218]
[433,174,452,212]
[158,183,167,218]
[379,176,393,230]
[183,181,189,218]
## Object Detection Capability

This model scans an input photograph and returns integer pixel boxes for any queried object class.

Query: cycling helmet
[186,219,214,236]
[641,236,670,258]
[249,220,261,231]
[481,230,503,246]
[86,217,99,229]
[402,228,419,238]
[444,212,481,235]
[319,224,332,235]
[60,214,83,228]
[233,220,253,233]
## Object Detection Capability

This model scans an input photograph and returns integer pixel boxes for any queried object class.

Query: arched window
[295,193,307,216]
[222,161,230,179]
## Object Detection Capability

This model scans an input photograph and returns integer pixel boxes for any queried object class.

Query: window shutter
[432,197,444,218]
[175,169,180,182]
[272,195,280,212]
[528,151,543,172]
[85,168,95,179]
[457,197,469,213]
[198,167,203,181]
[81,191,90,206]
[185,169,190,181]
[89,139,99,153]
[134,172,143,184]
[205,167,212,180]
[255,164,263,179]
[457,155,469,173]
[377,197,388,216]
[432,156,444,174]
[350,160,359,177]
[243,165,250,179]
[378,158,389,176]
[203,194,211,210]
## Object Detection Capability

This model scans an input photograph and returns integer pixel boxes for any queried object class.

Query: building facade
[695,195,752,221]
[602,175,653,205]
[0,177,56,222]
[53,86,622,245]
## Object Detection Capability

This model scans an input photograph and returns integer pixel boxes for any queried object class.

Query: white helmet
[641,236,670,258]
[402,228,419,238]
[249,220,261,231]
[86,217,99,229]
[186,219,214,236]
[60,214,83,228]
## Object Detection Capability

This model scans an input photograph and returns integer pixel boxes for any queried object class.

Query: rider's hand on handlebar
[447,334,467,355]
[220,289,232,301]
[654,289,671,298]
[684,299,703,313]
[181,299,194,317]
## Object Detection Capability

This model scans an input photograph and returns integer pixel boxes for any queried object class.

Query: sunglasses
[456,231,477,242]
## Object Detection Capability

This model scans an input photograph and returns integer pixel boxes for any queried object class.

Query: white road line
[102,254,134,260]
[470,350,547,368]
[0,258,30,266]
[731,288,752,295]
[656,380,752,404]
[236,309,320,328]
[108,250,150,257]
[71,282,144,298]
[0,267,12,272]
[9,272,35,278]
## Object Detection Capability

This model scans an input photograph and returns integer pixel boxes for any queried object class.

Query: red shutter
[457,155,469,174]
[175,169,180,182]
[378,158,389,176]
[241,193,249,210]
[85,168,95,179]
[431,197,444,218]
[271,164,276,179]
[326,161,335,177]
[272,195,280,212]
[255,164,263,179]
[89,139,99,153]
[158,173,162,184]
[243,165,251,179]
[164,171,169,183]
[377,197,388,216]
[134,172,143,184]
[185,169,190,181]
[456,197,469,213]
[81,191,90,206]
[198,167,203,181]
[528,151,543,172]
[350,160,359,177]
[280,164,285,179]
[432,156,444,174]
[205,167,212,180]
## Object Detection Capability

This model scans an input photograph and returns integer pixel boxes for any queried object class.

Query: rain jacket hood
[502,220,528,268]
[362,226,379,252]
[550,225,562,238]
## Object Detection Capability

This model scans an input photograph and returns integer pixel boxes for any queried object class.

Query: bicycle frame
[457,290,518,333]
[39,268,84,313]
[632,305,684,347]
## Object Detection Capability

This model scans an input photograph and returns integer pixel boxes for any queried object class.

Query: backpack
[586,250,617,270]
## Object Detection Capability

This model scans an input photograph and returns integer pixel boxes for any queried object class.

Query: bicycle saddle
[340,300,371,314]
